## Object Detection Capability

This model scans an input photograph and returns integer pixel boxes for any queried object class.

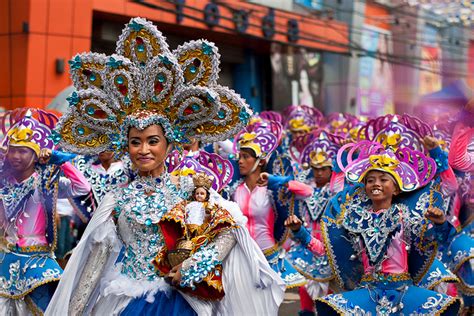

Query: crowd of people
[0,17,472,316]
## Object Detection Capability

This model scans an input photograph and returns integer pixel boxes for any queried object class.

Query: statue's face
[194,187,208,202]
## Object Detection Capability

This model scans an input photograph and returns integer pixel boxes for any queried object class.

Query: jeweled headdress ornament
[337,140,437,192]
[359,114,433,153]
[53,17,252,155]
[290,130,342,169]
[234,115,283,160]
[283,105,323,132]
[1,108,58,156]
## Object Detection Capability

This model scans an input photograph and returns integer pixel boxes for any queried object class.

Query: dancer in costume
[0,108,91,315]
[286,140,461,315]
[287,131,344,315]
[228,116,310,288]
[280,105,323,167]
[46,17,284,316]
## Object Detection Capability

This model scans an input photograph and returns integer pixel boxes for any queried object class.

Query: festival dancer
[286,131,344,315]
[46,17,284,315]
[0,108,91,315]
[228,116,310,288]
[286,140,461,315]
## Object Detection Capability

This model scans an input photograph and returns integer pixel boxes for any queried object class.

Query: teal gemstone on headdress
[129,20,144,31]
[108,115,116,122]
[159,55,172,65]
[107,57,123,69]
[157,73,166,83]
[50,130,62,145]
[116,76,125,85]
[191,104,200,111]
[77,127,85,135]
[89,73,96,82]
[66,92,80,106]
[190,65,197,74]
[124,96,131,105]
[137,44,145,52]
[87,106,95,115]
[173,126,186,142]
[152,96,158,103]
[202,42,213,55]
[217,109,225,119]
[239,109,250,122]
[68,56,82,70]
[206,92,215,103]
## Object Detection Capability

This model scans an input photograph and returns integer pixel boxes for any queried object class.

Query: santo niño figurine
[153,172,237,300]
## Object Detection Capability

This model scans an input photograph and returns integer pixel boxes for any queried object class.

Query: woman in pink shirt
[230,116,312,289]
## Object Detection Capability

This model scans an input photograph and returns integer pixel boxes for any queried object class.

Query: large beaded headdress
[337,140,437,192]
[53,17,252,155]
[1,108,58,157]
[234,115,283,161]
[358,114,433,153]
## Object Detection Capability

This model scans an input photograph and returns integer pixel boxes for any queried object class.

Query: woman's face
[364,170,399,204]
[238,148,258,176]
[128,124,170,176]
[6,146,37,173]
[194,187,208,202]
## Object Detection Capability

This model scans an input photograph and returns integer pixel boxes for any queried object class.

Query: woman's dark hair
[192,187,210,202]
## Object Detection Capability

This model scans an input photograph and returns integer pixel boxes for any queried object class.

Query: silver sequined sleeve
[181,228,236,271]
[69,241,111,315]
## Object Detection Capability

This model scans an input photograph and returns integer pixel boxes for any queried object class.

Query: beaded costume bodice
[114,173,182,281]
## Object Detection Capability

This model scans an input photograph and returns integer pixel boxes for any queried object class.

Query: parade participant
[46,17,284,316]
[280,105,324,167]
[286,140,461,315]
[287,131,343,315]
[228,116,310,288]
[0,108,91,315]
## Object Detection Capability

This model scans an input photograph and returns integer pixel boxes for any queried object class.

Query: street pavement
[278,288,300,315]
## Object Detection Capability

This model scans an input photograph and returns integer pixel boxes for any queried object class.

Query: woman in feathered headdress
[285,140,462,315]
[45,18,285,316]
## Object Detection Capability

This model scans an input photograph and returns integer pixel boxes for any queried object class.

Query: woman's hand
[425,207,446,225]
[168,263,183,287]
[38,148,52,164]
[284,214,302,232]
[256,172,269,187]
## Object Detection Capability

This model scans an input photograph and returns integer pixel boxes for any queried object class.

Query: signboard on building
[270,43,322,112]
[356,25,394,117]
